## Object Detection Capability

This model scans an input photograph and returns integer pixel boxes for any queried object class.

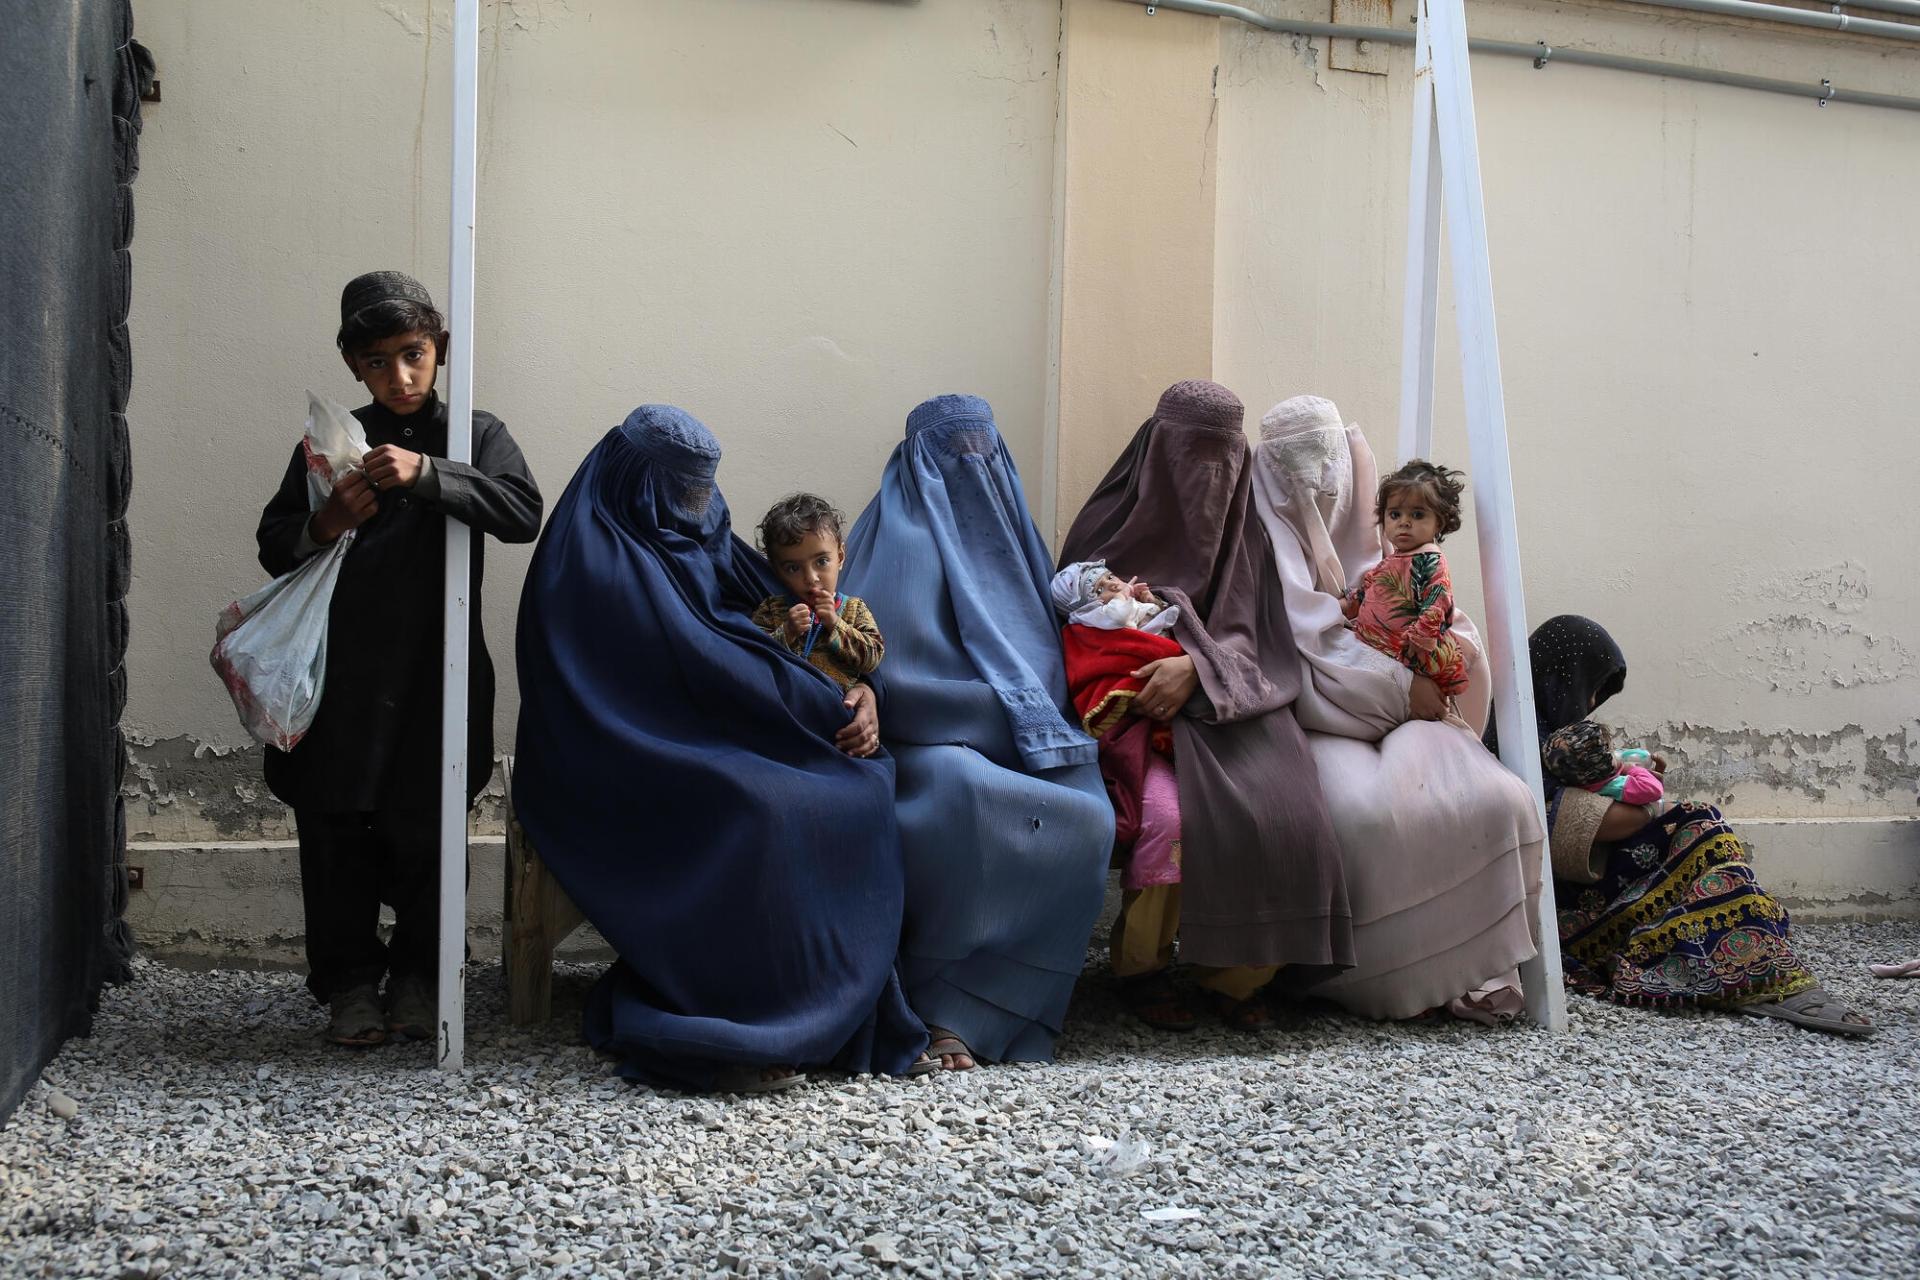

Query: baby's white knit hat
[1050,560,1110,616]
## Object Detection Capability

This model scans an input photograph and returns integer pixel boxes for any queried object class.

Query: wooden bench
[499,759,586,1025]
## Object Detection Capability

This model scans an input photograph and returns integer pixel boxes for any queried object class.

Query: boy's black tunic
[255,393,541,812]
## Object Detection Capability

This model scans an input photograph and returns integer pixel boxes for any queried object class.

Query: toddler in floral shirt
[1341,459,1470,697]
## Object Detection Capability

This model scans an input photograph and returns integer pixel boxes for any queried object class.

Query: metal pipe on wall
[1816,0,1920,16]
[1120,0,1920,113]
[1634,0,1920,41]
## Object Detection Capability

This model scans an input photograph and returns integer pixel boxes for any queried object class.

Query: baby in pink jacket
[1543,719,1665,805]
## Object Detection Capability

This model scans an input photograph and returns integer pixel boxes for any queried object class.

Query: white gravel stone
[1,923,1916,1278]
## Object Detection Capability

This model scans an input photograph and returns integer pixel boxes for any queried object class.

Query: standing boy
[255,271,542,1046]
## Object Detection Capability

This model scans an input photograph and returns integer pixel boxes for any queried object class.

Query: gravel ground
[4,922,1917,1280]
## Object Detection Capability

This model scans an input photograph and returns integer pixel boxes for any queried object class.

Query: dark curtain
[0,0,147,1119]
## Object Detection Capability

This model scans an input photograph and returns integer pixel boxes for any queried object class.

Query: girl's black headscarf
[1486,614,1627,798]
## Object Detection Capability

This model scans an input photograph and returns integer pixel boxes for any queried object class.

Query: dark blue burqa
[843,396,1113,1063]
[512,406,926,1089]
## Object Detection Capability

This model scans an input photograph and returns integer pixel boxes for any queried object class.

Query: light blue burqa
[843,395,1114,1062]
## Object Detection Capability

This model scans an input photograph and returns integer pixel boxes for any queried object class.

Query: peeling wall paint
[1690,615,1912,696]
[1618,721,1919,818]
[123,735,510,842]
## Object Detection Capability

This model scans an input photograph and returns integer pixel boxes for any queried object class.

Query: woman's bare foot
[925,1026,976,1071]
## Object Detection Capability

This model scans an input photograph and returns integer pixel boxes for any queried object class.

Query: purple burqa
[1059,381,1353,972]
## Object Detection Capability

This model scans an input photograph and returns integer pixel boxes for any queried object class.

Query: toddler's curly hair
[756,492,845,555]
[1374,459,1466,541]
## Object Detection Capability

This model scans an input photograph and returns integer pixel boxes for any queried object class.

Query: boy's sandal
[925,1029,977,1072]
[1117,971,1198,1033]
[1210,991,1275,1034]
[1739,987,1877,1038]
[712,1066,808,1094]
[326,985,388,1048]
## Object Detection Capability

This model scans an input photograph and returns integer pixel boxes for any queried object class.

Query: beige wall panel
[1054,0,1222,538]
[125,0,1063,832]
[1211,0,1920,818]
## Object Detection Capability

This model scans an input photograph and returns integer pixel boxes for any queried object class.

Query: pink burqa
[1249,396,1544,1023]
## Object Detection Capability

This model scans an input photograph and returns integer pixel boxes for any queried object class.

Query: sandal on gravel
[1117,971,1198,1033]
[1740,986,1877,1038]
[384,973,436,1042]
[712,1066,807,1094]
[326,984,388,1047]
[925,1028,977,1072]
[1209,991,1274,1034]
[906,1052,941,1078]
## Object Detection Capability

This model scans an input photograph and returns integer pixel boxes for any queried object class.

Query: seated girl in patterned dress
[1341,459,1471,705]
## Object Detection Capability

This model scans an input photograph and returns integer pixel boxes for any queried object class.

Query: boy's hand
[785,602,814,642]
[812,594,837,627]
[1129,579,1154,603]
[309,470,378,544]
[364,444,425,491]
[1340,591,1361,621]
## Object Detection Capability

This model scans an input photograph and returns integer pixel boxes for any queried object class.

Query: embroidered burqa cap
[1059,380,1352,974]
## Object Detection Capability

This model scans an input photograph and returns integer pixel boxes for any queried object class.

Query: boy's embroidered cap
[340,270,436,325]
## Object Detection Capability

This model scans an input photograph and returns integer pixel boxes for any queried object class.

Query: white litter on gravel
[4,922,1916,1279]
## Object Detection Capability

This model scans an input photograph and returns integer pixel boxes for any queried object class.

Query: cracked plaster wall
[125,0,1065,842]
[1209,0,1920,823]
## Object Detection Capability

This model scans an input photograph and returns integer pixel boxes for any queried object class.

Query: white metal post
[438,0,480,1071]
[1396,9,1442,465]
[1408,0,1567,1031]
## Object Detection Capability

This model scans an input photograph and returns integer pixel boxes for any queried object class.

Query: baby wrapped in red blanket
[1051,561,1184,889]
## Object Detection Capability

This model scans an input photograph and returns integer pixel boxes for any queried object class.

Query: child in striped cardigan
[751,493,883,690]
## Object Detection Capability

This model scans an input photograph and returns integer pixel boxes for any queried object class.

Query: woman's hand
[836,683,881,758]
[1649,753,1669,777]
[1409,674,1449,722]
[1131,655,1199,722]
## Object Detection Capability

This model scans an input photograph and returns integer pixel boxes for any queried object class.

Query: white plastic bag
[210,392,368,750]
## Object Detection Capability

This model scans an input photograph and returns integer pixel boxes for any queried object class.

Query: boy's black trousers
[294,808,443,1002]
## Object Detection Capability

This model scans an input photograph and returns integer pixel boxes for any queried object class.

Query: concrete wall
[1202,0,1918,902]
[124,0,1065,840]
